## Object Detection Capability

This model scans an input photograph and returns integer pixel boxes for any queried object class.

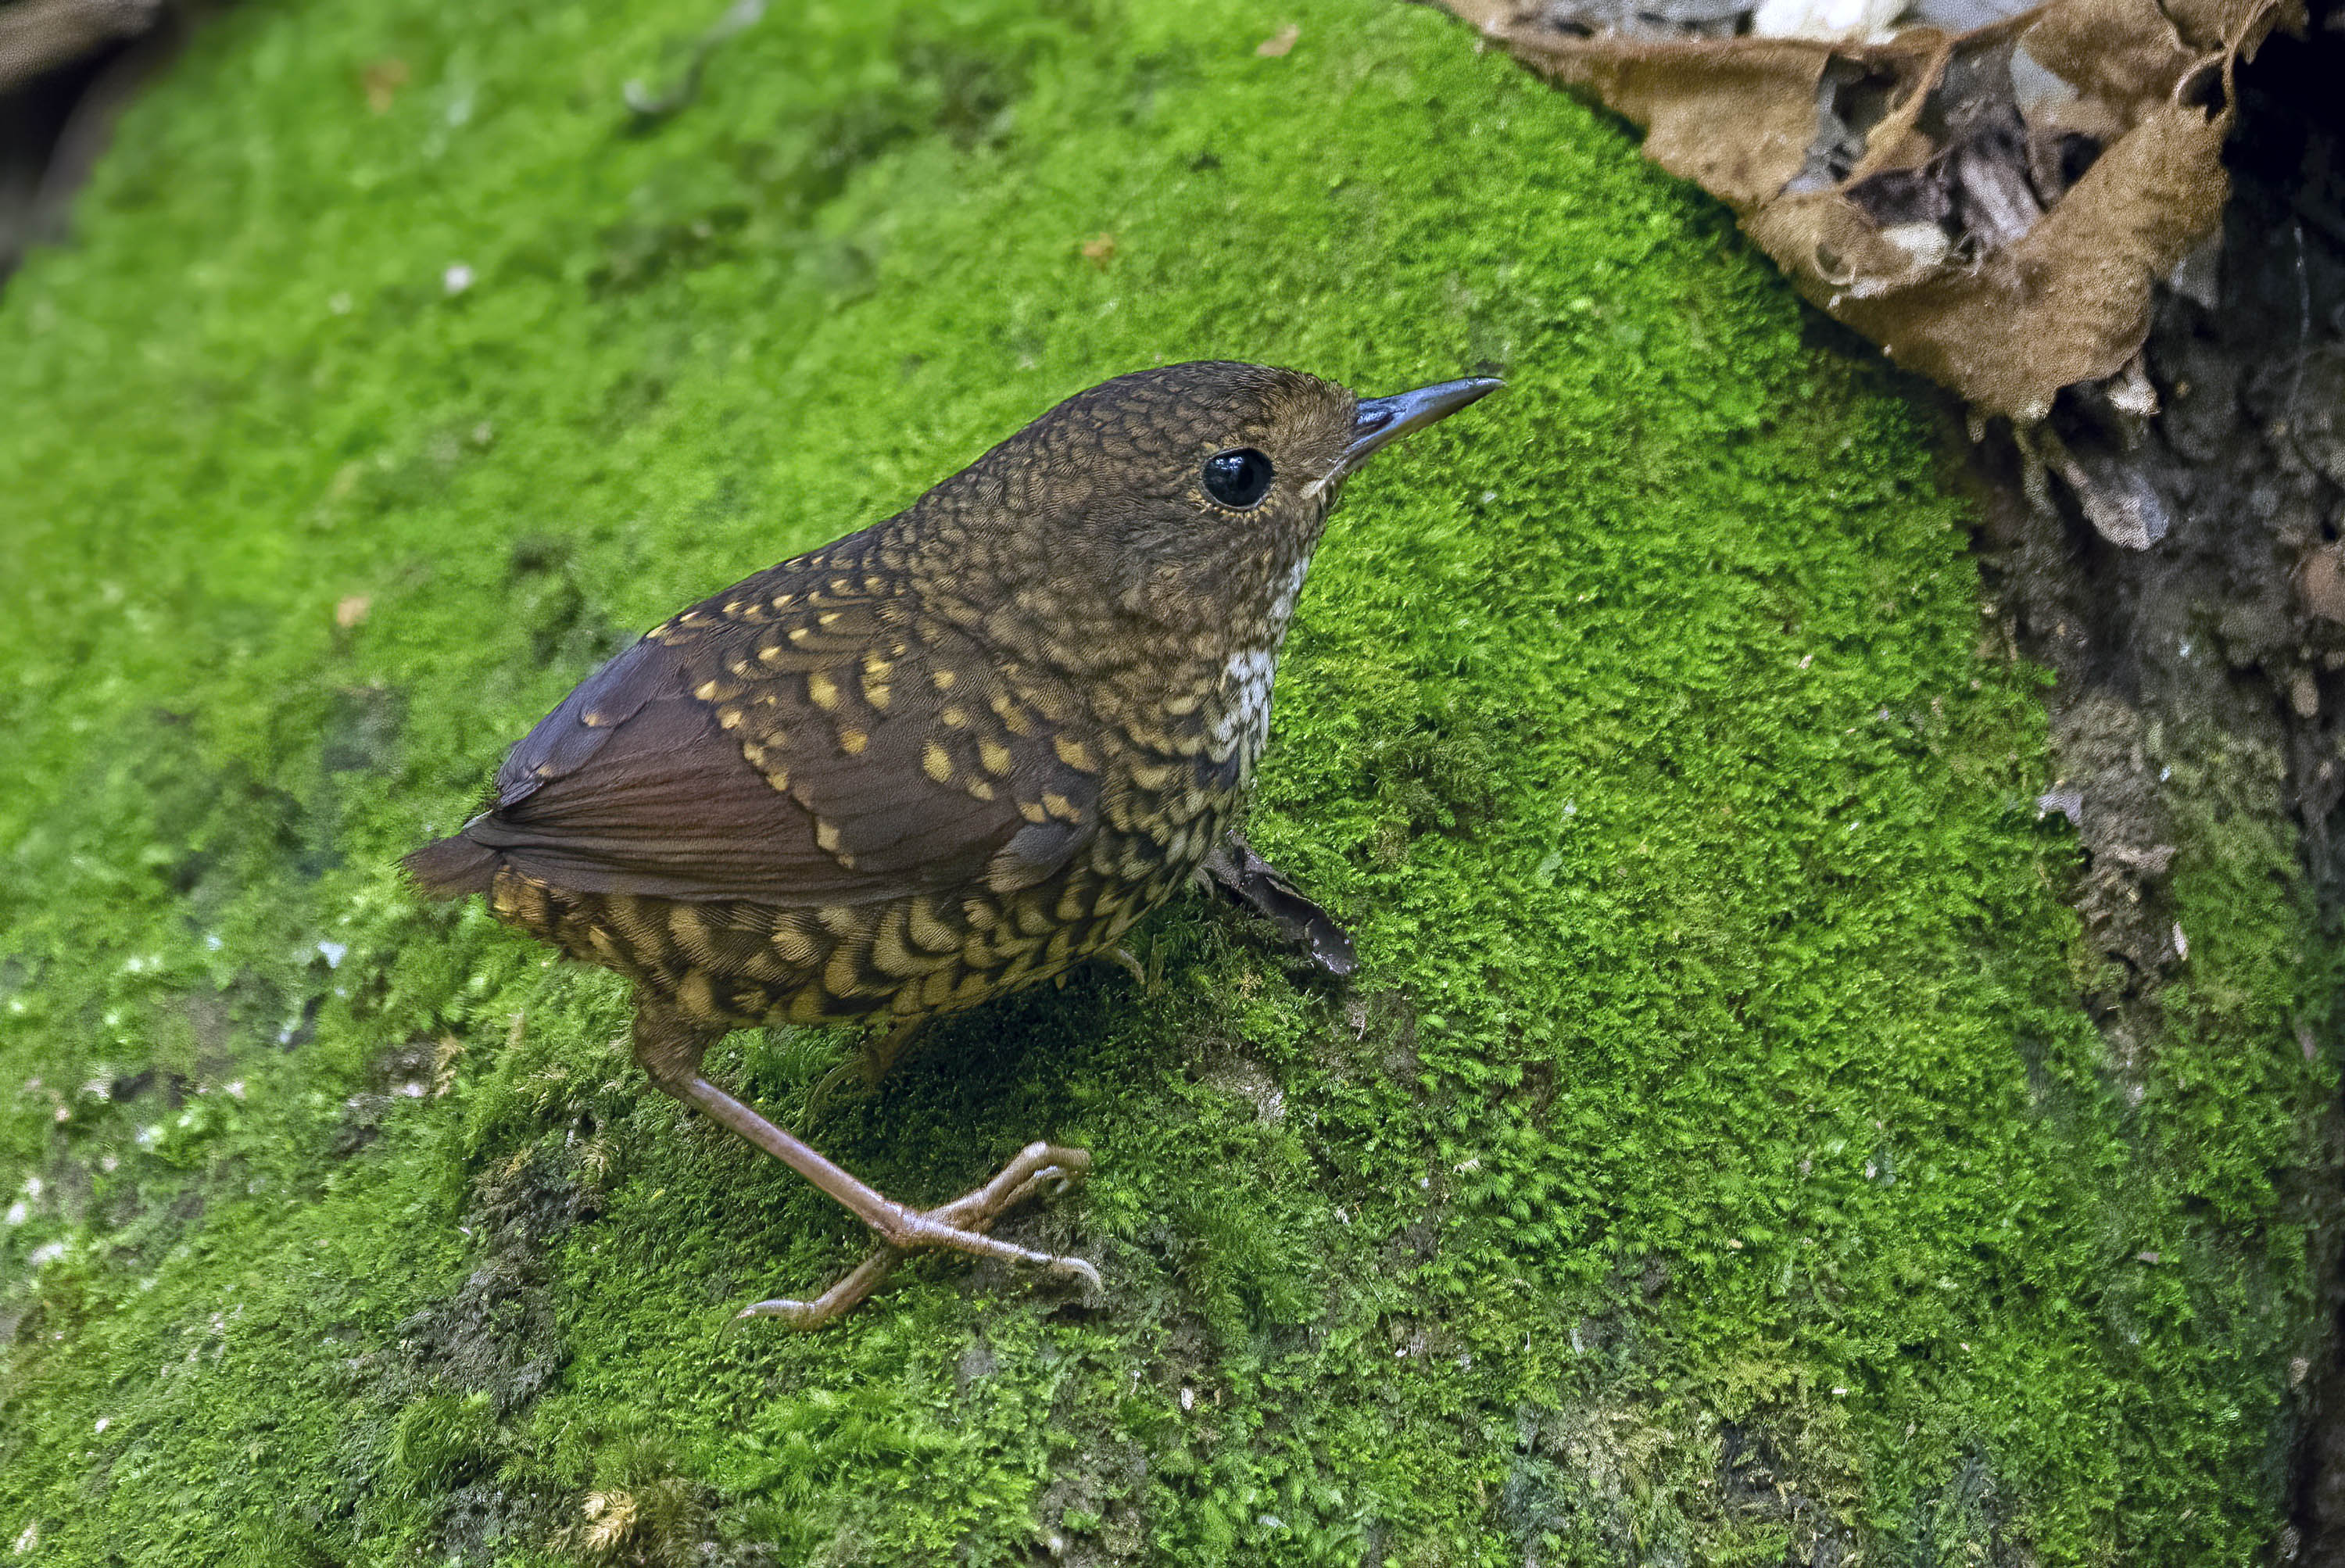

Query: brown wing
[430,528,1100,904]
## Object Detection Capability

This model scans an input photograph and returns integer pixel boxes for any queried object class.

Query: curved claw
[798,1059,868,1123]
[1050,1255,1104,1294]
[801,1018,932,1122]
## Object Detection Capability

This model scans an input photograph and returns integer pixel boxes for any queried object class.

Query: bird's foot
[738,1140,1099,1329]
[801,1016,930,1119]
[1198,829,1356,979]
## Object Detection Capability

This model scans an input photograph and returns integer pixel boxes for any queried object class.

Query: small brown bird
[406,362,1498,1326]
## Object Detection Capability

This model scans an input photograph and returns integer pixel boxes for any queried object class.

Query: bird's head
[912,361,1499,662]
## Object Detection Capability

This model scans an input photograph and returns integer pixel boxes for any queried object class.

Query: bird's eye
[1201,448,1275,510]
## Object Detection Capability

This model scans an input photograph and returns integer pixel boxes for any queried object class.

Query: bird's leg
[803,1015,929,1118]
[1198,829,1357,979]
[631,1003,1097,1330]
[858,1015,929,1081]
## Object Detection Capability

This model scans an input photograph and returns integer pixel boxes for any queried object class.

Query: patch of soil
[1959,16,2345,1560]
[360,1140,604,1562]
[392,1143,589,1415]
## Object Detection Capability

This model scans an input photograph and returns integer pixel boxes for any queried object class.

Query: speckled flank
[429,364,1356,1043]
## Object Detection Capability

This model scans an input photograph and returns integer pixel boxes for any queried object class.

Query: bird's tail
[403,830,501,899]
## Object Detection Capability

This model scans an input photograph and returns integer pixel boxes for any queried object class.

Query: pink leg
[736,1140,1093,1327]
[632,1003,1098,1330]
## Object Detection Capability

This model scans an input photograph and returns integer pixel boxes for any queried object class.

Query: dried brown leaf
[1443,0,2302,418]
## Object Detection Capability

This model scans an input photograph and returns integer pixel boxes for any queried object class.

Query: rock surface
[0,0,2332,1563]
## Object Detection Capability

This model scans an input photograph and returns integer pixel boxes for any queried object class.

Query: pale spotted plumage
[403,360,1498,1329]
[414,364,1364,1034]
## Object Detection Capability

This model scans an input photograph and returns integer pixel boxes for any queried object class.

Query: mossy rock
[0,0,2332,1563]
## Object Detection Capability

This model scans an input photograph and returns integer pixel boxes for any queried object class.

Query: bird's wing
[457,532,1101,904]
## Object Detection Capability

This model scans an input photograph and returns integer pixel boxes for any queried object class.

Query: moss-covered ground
[0,0,2334,1561]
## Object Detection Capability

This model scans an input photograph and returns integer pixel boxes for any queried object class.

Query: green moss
[388,1391,498,1498]
[0,0,2331,1562]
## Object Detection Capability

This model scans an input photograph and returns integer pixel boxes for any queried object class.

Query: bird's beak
[1340,376,1503,475]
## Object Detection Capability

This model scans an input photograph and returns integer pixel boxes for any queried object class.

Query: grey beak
[1341,376,1503,472]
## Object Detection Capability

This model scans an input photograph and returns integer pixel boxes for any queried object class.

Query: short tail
[403,829,501,899]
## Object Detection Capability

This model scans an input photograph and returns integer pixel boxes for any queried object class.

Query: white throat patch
[1209,553,1315,774]
[1266,556,1311,633]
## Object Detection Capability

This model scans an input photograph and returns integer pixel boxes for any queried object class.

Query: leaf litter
[1445,0,2297,481]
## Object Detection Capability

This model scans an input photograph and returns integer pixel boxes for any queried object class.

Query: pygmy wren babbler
[406,361,1500,1326]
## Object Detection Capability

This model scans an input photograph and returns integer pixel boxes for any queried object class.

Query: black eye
[1201,448,1275,510]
